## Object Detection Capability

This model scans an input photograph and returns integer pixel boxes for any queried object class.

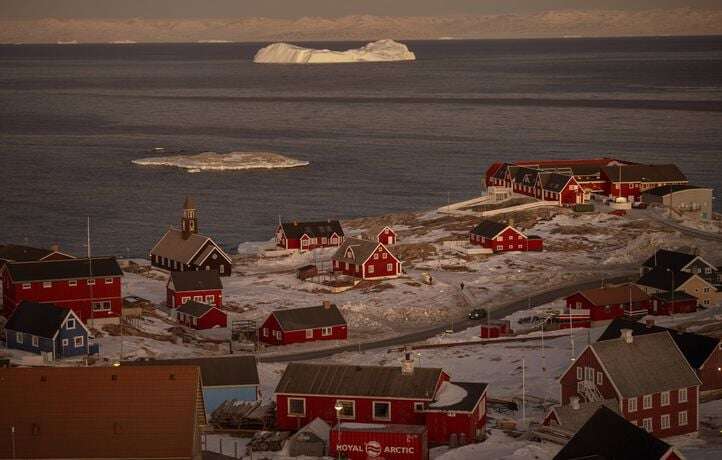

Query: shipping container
[329,424,428,460]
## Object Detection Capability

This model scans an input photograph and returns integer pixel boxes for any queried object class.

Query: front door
[387,236,393,245]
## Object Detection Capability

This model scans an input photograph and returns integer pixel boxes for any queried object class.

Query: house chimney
[620,328,633,344]
[570,396,580,410]
[323,300,331,310]
[50,243,59,252]
[645,319,655,328]
[401,349,415,376]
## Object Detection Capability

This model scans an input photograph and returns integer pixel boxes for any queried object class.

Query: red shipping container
[329,424,428,460]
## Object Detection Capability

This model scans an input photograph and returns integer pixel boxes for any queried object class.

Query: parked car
[468,308,486,320]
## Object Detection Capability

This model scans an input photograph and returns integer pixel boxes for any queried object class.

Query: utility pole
[521,358,526,427]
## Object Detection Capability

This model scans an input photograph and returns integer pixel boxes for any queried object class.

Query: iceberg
[132,151,309,172]
[253,39,416,64]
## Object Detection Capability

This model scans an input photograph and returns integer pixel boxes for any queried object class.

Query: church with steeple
[149,197,232,276]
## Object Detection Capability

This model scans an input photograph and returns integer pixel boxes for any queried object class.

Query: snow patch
[254,39,416,64]
[132,151,309,172]
[430,381,468,407]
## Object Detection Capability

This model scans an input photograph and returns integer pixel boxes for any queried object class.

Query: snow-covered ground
[253,39,416,64]
[132,151,309,172]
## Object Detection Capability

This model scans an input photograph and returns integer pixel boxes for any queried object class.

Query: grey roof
[514,167,540,186]
[590,331,700,398]
[124,356,259,387]
[177,300,217,318]
[275,362,443,400]
[272,304,347,331]
[427,381,488,412]
[600,164,687,183]
[363,224,394,240]
[4,257,122,282]
[641,249,697,271]
[150,229,229,265]
[280,221,344,240]
[549,400,620,435]
[470,220,510,239]
[540,173,573,192]
[0,244,54,263]
[637,267,694,291]
[652,291,697,302]
[332,238,382,265]
[644,184,710,196]
[554,407,672,460]
[170,270,223,292]
[5,301,73,338]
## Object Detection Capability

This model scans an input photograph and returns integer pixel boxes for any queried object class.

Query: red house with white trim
[176,300,227,330]
[559,330,700,438]
[565,284,651,324]
[167,270,223,309]
[276,220,344,251]
[600,164,687,202]
[259,302,347,346]
[274,359,488,446]
[469,221,542,253]
[1,257,123,325]
[332,238,401,280]
[364,225,398,245]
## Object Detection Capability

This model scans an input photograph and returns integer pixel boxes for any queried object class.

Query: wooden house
[565,284,651,323]
[332,238,401,280]
[275,220,344,251]
[364,225,398,245]
[559,330,701,438]
[1,256,123,325]
[480,320,511,339]
[641,249,718,285]
[0,243,74,269]
[599,317,722,395]
[150,196,232,276]
[0,366,206,459]
[637,267,716,308]
[651,291,698,315]
[167,270,223,309]
[469,221,543,253]
[4,301,98,359]
[176,300,227,330]
[538,173,584,205]
[600,164,687,202]
[540,398,621,442]
[259,302,348,346]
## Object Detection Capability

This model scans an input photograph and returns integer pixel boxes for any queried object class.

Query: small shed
[176,301,227,330]
[296,264,318,280]
[480,320,511,339]
[287,418,330,457]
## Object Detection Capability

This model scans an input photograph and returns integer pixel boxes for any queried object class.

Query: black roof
[644,184,708,196]
[554,407,672,460]
[641,249,697,271]
[124,356,259,387]
[652,291,697,303]
[470,220,509,239]
[541,173,573,192]
[4,257,122,282]
[637,267,693,291]
[427,382,488,412]
[5,301,73,338]
[0,244,53,263]
[273,304,347,331]
[600,164,687,183]
[598,317,718,369]
[177,300,217,318]
[169,270,223,292]
[280,221,344,239]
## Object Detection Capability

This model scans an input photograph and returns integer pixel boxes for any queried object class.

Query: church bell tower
[181,196,198,240]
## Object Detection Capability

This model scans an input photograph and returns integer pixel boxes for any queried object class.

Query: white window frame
[321,327,332,337]
[305,329,313,339]
[205,295,215,303]
[661,414,670,430]
[68,280,77,287]
[628,397,637,413]
[22,283,31,289]
[193,295,203,302]
[335,400,356,420]
[584,367,594,382]
[372,401,391,421]
[414,402,425,412]
[643,394,652,410]
[62,338,69,346]
[87,279,96,285]
[596,372,603,386]
[661,391,670,406]
[373,253,379,260]
[31,335,39,347]
[181,296,190,304]
[287,397,306,417]
[642,417,652,432]
[263,328,269,337]
[42,281,52,288]
[74,336,84,347]
[576,367,583,380]
[105,278,113,284]
[382,253,387,259]
[386,263,393,272]
[368,265,375,274]
[16,332,23,344]
[678,410,688,426]
[678,388,688,403]
[66,318,76,330]
[496,245,503,251]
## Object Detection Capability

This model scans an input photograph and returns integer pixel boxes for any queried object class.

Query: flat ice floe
[253,39,416,64]
[132,151,309,172]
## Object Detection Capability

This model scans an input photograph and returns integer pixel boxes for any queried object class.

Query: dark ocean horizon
[1,36,721,257]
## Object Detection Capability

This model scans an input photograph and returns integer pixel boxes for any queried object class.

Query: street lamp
[334,402,343,460]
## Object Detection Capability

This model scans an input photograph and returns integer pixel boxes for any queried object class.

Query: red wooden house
[150,196,233,276]
[559,330,701,438]
[176,300,227,329]
[480,320,511,339]
[0,243,74,269]
[469,221,543,253]
[565,284,651,323]
[276,220,344,251]
[651,292,698,315]
[332,238,401,280]
[600,164,687,202]
[1,257,123,325]
[274,359,488,446]
[364,225,398,245]
[538,173,584,205]
[259,302,347,346]
[167,270,223,309]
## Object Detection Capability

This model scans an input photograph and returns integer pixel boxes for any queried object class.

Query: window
[596,372,603,386]
[92,301,111,312]
[305,329,313,339]
[496,246,503,251]
[642,418,652,432]
[322,327,332,336]
[661,391,670,406]
[368,265,375,274]
[576,367,583,380]
[499,236,504,242]
[386,263,393,272]
[74,336,84,347]
[373,401,391,421]
[643,394,652,410]
[288,398,306,416]
[32,335,39,347]
[22,283,31,289]
[705,267,712,274]
[192,317,198,326]
[276,331,282,340]
[661,414,670,430]
[181,296,190,304]
[321,237,327,244]
[345,262,349,270]
[678,411,689,426]
[628,397,637,413]
[105,278,113,284]
[66,318,76,330]
[15,332,23,344]
[41,281,52,288]
[373,253,379,260]
[193,295,203,302]
[584,367,594,382]
[576,301,582,308]
[331,236,338,244]
[62,339,68,346]
[577,381,584,392]
[336,400,355,419]
[382,253,387,259]
[263,328,269,337]
[678,388,688,403]
[205,295,214,303]
[87,279,96,285]
[68,280,77,287]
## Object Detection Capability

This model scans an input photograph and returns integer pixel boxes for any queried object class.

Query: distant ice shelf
[253,39,416,64]
[132,151,309,172]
